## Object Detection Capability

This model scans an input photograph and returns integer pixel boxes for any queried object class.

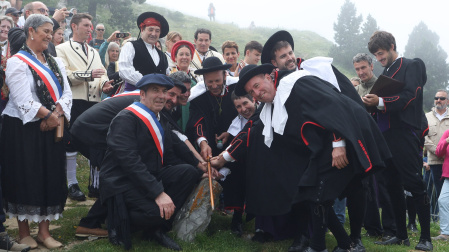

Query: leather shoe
[231,220,243,237]
[407,223,418,233]
[0,232,31,251]
[288,235,309,252]
[351,239,366,252]
[303,247,328,252]
[415,239,433,251]
[68,183,86,201]
[150,230,182,251]
[36,235,62,249]
[75,226,108,238]
[18,236,37,249]
[381,234,393,241]
[374,236,410,246]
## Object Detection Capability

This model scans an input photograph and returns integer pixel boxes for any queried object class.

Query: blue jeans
[333,198,347,225]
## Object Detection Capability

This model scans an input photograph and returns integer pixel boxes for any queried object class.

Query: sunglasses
[35,8,49,14]
[435,97,447,101]
[96,29,105,31]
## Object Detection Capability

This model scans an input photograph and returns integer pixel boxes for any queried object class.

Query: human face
[203,71,225,96]
[351,80,360,87]
[246,49,261,65]
[6,13,19,24]
[271,45,296,71]
[31,2,49,16]
[233,97,256,119]
[141,25,160,45]
[373,45,397,67]
[108,47,120,62]
[178,82,191,106]
[353,61,374,83]
[244,74,276,103]
[164,86,182,111]
[29,22,53,52]
[72,18,92,42]
[175,47,192,71]
[140,85,167,114]
[95,25,105,37]
[0,20,11,42]
[52,29,64,45]
[194,33,211,54]
[166,35,180,53]
[223,47,239,66]
[435,91,448,111]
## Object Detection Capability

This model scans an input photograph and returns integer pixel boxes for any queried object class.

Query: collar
[387,56,401,72]
[0,40,7,46]
[143,40,156,49]
[362,75,377,88]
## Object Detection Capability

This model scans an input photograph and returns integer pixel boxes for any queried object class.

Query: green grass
[6,157,449,251]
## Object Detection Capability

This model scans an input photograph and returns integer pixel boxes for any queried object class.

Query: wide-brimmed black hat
[235,64,276,96]
[261,30,294,64]
[194,57,231,75]
[137,12,169,38]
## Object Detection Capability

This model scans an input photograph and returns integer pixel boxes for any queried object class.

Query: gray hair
[350,77,361,83]
[353,53,373,65]
[24,14,53,38]
[96,23,105,28]
[169,71,191,84]
[0,16,14,28]
[436,89,448,95]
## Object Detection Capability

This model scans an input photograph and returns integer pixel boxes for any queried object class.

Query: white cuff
[333,139,346,148]
[377,97,384,110]
[172,130,188,142]
[197,137,207,146]
[223,151,235,162]
[219,167,231,181]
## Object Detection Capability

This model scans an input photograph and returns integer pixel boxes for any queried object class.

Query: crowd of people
[0,2,444,252]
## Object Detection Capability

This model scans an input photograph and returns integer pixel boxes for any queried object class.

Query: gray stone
[172,178,222,242]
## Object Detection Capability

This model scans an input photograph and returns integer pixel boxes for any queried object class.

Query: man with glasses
[89,23,105,51]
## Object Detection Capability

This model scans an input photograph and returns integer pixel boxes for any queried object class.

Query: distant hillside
[131,3,333,61]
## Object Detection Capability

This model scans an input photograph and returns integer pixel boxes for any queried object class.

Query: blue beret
[135,73,174,89]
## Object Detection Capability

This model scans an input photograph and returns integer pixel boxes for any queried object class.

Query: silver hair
[24,14,53,38]
[0,16,14,28]
[169,71,191,84]
[350,77,361,83]
[96,23,105,28]
[436,89,448,95]
[353,53,373,65]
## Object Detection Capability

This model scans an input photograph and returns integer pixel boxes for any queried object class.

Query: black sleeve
[107,62,118,79]
[51,18,60,31]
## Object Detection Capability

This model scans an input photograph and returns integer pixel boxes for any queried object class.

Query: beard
[436,104,447,110]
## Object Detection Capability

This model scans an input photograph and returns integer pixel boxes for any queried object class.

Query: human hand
[332,146,349,169]
[102,80,114,93]
[362,94,380,107]
[107,31,120,42]
[424,162,430,171]
[155,192,175,220]
[92,69,106,78]
[210,155,227,169]
[216,132,230,145]
[53,8,69,22]
[200,141,212,161]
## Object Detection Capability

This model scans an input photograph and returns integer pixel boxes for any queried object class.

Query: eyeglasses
[96,29,105,31]
[34,8,49,14]
[435,97,447,101]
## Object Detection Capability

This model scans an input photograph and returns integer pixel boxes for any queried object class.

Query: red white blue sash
[125,102,164,161]
[14,50,62,103]
[103,90,140,101]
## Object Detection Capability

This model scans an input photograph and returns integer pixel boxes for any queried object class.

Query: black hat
[235,64,275,96]
[135,73,174,89]
[5,7,22,15]
[137,12,169,38]
[194,57,231,75]
[169,78,187,93]
[261,30,294,64]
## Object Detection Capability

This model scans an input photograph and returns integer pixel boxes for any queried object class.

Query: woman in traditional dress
[0,14,72,249]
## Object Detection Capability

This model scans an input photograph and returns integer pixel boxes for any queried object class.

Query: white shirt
[435,109,448,121]
[119,40,160,85]
[3,55,72,124]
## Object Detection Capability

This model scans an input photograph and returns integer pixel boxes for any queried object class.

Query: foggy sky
[146,0,448,58]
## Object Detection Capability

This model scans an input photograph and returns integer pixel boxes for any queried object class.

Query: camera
[115,33,129,38]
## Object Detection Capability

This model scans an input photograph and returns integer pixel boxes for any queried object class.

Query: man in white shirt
[119,11,169,92]
[190,28,225,70]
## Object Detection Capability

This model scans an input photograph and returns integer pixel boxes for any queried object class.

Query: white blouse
[119,40,160,85]
[3,55,73,124]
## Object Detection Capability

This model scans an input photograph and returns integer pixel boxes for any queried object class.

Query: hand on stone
[155,192,175,220]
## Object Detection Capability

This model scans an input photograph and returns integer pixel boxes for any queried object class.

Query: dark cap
[194,57,231,75]
[135,74,174,89]
[136,12,169,38]
[261,30,294,64]
[235,64,275,96]
[5,7,22,15]
[169,78,187,93]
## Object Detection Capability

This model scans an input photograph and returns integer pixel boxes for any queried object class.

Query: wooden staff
[207,156,215,210]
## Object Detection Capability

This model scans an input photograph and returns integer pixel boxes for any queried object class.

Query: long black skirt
[0,115,67,222]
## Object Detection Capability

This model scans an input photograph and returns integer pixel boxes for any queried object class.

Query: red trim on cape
[358,140,372,172]
[301,122,325,146]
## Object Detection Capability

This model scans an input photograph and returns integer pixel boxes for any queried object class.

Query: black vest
[130,38,168,75]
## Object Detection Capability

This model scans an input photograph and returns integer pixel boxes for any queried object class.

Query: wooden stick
[207,156,215,210]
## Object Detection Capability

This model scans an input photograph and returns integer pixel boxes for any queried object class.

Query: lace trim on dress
[5,202,64,223]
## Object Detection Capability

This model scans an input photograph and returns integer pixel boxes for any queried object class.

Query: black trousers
[79,164,200,231]
[383,129,430,240]
[65,99,97,152]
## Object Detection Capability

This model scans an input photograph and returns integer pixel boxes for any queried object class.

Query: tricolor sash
[14,50,63,103]
[103,90,140,101]
[125,102,164,161]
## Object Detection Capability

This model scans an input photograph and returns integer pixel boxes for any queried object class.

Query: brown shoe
[75,226,108,238]
[36,235,62,249]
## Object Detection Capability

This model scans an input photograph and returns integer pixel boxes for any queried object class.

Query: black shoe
[304,247,328,252]
[88,187,100,198]
[251,230,273,243]
[415,238,433,251]
[231,220,243,237]
[407,223,418,233]
[374,236,410,246]
[381,234,393,241]
[288,235,309,252]
[351,239,366,252]
[364,231,381,238]
[0,231,31,251]
[150,230,182,251]
[68,183,86,201]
